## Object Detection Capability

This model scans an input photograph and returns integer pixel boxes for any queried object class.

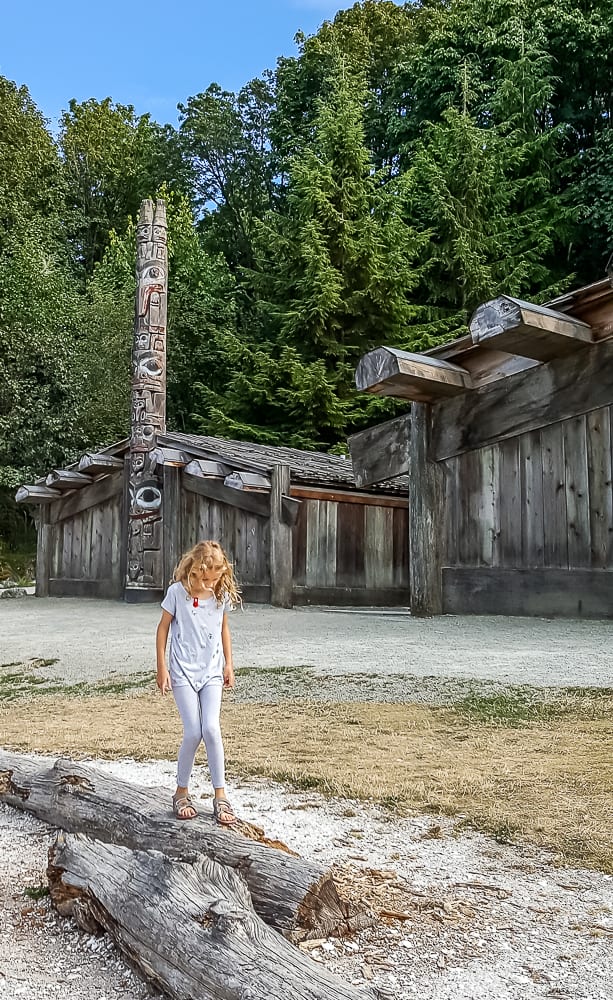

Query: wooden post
[270,465,293,608]
[408,404,445,616]
[35,507,51,598]
[162,465,182,587]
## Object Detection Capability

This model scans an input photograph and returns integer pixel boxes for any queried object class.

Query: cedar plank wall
[292,498,409,606]
[180,489,271,603]
[181,489,409,606]
[48,493,123,598]
[443,406,613,617]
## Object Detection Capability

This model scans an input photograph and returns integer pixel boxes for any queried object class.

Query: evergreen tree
[193,61,425,448]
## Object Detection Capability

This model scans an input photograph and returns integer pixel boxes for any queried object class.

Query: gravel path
[2,597,613,688]
[1,757,612,1000]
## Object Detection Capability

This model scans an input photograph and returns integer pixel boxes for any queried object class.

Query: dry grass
[2,691,612,873]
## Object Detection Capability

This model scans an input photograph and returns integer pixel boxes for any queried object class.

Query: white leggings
[172,680,225,789]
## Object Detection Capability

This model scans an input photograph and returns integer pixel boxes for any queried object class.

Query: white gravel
[2,597,613,688]
[1,757,612,1000]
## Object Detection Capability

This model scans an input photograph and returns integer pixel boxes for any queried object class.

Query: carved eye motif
[136,353,163,379]
[134,483,162,512]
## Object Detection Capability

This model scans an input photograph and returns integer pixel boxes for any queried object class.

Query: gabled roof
[17,431,408,503]
[161,432,406,491]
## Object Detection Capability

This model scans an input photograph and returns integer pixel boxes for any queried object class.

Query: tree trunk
[48,831,373,1000]
[0,751,373,939]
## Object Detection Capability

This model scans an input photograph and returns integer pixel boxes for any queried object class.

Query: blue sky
[1,1,364,128]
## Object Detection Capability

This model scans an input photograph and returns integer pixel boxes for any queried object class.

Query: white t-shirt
[161,581,231,690]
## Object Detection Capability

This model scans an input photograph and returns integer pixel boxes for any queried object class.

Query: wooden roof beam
[183,459,232,479]
[45,469,93,491]
[224,472,271,493]
[15,485,62,504]
[150,447,191,468]
[355,347,473,403]
[348,413,411,488]
[470,296,593,362]
[78,452,124,475]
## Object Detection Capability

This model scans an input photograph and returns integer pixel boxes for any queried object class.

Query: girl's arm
[221,613,235,688]
[156,611,173,694]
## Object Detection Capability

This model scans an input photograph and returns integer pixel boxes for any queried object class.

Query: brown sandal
[212,797,237,826]
[173,793,197,820]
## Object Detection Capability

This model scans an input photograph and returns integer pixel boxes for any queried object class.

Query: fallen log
[48,831,374,1000]
[0,751,373,939]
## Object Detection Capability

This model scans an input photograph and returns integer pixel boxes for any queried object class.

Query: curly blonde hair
[173,540,241,607]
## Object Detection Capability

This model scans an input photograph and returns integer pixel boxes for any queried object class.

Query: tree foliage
[2,0,613,545]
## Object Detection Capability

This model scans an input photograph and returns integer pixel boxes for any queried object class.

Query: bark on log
[48,832,373,1000]
[0,752,373,939]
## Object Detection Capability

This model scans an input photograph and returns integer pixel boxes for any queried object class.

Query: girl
[156,540,240,824]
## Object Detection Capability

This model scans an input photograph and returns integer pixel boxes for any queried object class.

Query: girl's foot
[172,792,197,820]
[212,797,237,826]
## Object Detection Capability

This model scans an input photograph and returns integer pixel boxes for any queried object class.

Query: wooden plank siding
[586,408,613,568]
[181,490,271,594]
[541,423,568,568]
[47,493,123,598]
[442,404,613,613]
[292,496,408,601]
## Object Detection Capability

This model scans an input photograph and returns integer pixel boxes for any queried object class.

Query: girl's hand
[223,662,235,689]
[157,668,171,695]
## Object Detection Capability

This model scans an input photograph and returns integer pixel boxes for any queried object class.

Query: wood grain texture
[408,404,445,615]
[183,472,269,518]
[586,407,613,569]
[270,465,293,607]
[364,505,394,589]
[0,754,373,941]
[498,437,522,567]
[520,430,544,567]
[564,415,591,569]
[443,567,613,618]
[470,295,593,361]
[49,473,123,525]
[292,586,409,607]
[35,507,51,597]
[47,833,371,1000]
[335,503,365,588]
[540,424,568,568]
[356,347,473,402]
[348,413,411,487]
[162,465,182,586]
[432,336,613,461]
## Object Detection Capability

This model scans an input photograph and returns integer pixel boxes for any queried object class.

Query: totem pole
[124,198,168,600]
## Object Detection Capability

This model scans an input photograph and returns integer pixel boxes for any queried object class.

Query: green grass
[0,661,153,703]
[233,665,316,676]
[455,684,613,725]
[23,885,50,901]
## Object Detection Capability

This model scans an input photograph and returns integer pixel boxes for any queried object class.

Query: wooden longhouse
[349,278,613,618]
[17,434,409,607]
